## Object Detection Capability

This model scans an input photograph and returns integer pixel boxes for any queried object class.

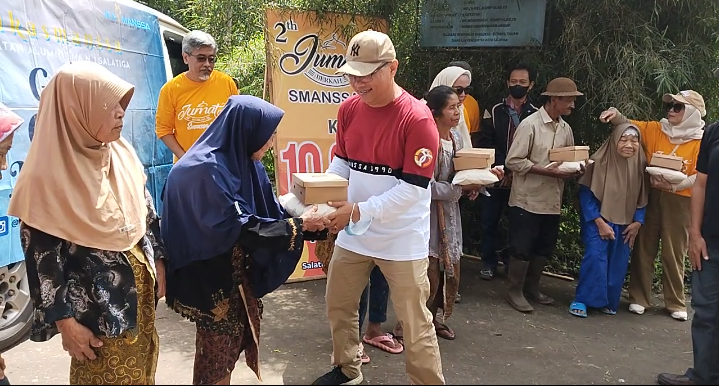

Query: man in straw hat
[504,77,586,313]
[312,29,445,385]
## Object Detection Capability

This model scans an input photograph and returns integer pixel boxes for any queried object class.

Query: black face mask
[509,85,529,99]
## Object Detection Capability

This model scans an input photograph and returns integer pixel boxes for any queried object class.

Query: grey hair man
[155,30,239,164]
[182,30,218,82]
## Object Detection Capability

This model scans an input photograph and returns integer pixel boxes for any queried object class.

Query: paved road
[4,259,691,384]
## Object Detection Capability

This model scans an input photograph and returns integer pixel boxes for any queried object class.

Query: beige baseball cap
[336,29,396,77]
[662,90,706,117]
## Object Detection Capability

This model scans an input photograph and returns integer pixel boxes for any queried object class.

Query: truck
[0,0,188,351]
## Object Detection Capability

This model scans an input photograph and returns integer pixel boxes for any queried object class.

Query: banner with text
[419,0,547,48]
[265,9,387,281]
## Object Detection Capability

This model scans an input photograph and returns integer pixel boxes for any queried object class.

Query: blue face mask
[343,203,372,236]
[345,216,371,236]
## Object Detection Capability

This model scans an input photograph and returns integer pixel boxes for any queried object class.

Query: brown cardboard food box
[549,145,590,162]
[291,173,349,205]
[453,148,496,171]
[649,153,684,171]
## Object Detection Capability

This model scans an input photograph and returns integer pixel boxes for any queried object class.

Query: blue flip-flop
[601,308,617,315]
[569,302,588,318]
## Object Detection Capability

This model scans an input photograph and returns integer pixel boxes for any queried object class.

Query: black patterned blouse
[20,189,166,342]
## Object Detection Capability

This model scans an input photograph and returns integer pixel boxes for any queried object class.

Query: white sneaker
[629,304,645,315]
[671,311,688,321]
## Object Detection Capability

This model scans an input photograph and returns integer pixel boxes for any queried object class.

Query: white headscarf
[427,66,473,149]
[660,104,705,145]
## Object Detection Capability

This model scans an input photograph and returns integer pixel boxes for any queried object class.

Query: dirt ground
[4,258,692,385]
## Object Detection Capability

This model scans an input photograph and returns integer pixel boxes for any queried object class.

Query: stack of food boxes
[547,145,591,172]
[290,173,349,205]
[646,152,686,184]
[453,148,495,171]
[452,148,499,186]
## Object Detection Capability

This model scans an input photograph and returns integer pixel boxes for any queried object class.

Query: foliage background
[140,0,719,290]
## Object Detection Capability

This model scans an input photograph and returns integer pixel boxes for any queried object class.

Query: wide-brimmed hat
[662,90,706,117]
[336,30,396,77]
[541,77,584,97]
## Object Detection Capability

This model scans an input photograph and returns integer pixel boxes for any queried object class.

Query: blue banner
[0,0,173,266]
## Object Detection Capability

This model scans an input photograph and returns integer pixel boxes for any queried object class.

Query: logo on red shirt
[414,148,433,168]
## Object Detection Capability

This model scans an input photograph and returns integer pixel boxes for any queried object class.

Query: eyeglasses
[344,62,389,83]
[665,102,685,113]
[190,54,217,64]
[453,86,473,95]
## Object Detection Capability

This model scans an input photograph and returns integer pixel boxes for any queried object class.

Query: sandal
[479,268,495,281]
[357,343,371,364]
[602,308,617,315]
[362,333,404,354]
[434,322,456,340]
[391,329,404,347]
[569,301,588,318]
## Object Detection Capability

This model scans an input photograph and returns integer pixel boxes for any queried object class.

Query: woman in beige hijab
[428,66,474,149]
[7,61,166,385]
[569,123,649,318]
[599,91,704,321]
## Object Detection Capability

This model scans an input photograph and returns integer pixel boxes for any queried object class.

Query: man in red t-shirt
[312,30,445,385]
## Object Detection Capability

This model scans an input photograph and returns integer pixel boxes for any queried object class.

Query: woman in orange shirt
[599,91,706,321]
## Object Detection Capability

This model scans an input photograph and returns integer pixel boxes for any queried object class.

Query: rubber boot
[506,257,533,313]
[524,256,554,305]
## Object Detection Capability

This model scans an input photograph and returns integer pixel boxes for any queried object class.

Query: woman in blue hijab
[161,95,329,385]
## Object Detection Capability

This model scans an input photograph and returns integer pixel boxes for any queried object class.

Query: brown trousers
[326,246,445,385]
[628,189,691,312]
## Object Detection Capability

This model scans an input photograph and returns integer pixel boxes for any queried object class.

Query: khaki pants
[326,246,445,385]
[628,189,691,312]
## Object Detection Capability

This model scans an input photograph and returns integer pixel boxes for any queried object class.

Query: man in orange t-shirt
[155,30,239,163]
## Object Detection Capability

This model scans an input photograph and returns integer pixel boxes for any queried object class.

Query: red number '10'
[280,141,323,190]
